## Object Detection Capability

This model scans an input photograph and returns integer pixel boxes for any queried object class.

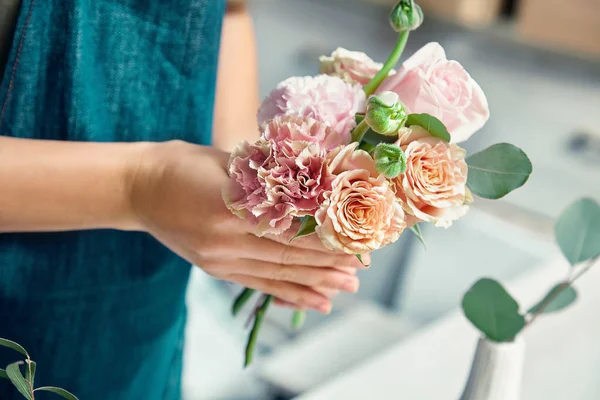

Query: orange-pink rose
[392,126,470,228]
[315,143,406,254]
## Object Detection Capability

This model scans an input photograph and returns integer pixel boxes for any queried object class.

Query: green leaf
[355,254,369,266]
[291,216,318,241]
[291,311,307,329]
[466,143,532,199]
[409,224,426,249]
[6,362,33,400]
[362,128,398,146]
[554,198,600,266]
[462,278,526,342]
[0,368,7,379]
[405,113,451,142]
[0,338,29,358]
[355,114,365,124]
[25,361,36,388]
[232,288,256,316]
[35,387,79,400]
[528,284,577,314]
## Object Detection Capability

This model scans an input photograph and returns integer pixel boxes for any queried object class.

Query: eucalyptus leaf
[6,362,33,400]
[35,386,79,400]
[0,338,29,358]
[0,368,7,379]
[291,311,307,329]
[292,216,318,241]
[528,284,577,314]
[554,198,600,266]
[26,360,36,388]
[466,143,532,199]
[462,278,526,342]
[405,113,451,142]
[409,224,426,249]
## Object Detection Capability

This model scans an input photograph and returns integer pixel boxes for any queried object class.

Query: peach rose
[392,126,470,228]
[378,42,489,143]
[319,48,393,86]
[315,143,406,254]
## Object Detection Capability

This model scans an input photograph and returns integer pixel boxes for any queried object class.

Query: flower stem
[351,120,370,143]
[291,310,307,329]
[245,295,274,367]
[232,288,256,316]
[363,30,410,97]
[527,257,598,326]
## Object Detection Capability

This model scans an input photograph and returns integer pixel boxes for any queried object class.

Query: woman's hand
[128,141,368,314]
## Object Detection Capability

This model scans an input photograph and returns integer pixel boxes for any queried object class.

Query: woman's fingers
[240,234,368,269]
[273,298,305,310]
[227,274,332,314]
[216,259,359,293]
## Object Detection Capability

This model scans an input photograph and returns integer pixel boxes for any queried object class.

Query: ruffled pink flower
[319,48,393,86]
[261,116,349,150]
[257,75,366,138]
[223,139,333,236]
[392,126,470,228]
[378,42,489,143]
[315,143,406,254]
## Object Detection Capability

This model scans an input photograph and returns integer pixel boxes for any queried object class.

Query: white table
[298,257,600,400]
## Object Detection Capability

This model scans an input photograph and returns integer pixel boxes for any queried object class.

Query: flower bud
[390,0,424,32]
[365,92,408,136]
[373,143,407,179]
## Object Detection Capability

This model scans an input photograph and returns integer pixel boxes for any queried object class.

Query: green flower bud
[390,0,424,32]
[366,91,408,136]
[373,143,407,179]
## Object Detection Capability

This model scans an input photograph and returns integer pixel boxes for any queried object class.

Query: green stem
[232,288,256,316]
[351,120,370,143]
[244,295,274,367]
[363,30,410,97]
[291,310,307,329]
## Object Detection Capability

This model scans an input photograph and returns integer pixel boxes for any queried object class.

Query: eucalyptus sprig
[0,338,78,400]
[462,198,600,342]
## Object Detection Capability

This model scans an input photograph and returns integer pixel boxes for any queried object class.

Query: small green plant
[0,338,78,400]
[462,198,600,342]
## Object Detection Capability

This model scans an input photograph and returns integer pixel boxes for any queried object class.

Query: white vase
[460,336,525,400]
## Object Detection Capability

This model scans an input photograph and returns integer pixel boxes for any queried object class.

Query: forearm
[213,2,260,151]
[0,136,147,232]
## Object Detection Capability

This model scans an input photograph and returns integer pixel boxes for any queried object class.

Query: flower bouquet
[223,0,533,366]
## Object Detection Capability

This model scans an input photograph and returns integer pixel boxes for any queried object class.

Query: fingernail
[317,302,332,314]
[341,279,359,293]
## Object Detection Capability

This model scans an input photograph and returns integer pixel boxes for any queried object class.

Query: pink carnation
[223,139,333,236]
[261,116,349,150]
[257,75,366,138]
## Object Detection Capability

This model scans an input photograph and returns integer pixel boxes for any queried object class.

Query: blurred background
[183,0,600,398]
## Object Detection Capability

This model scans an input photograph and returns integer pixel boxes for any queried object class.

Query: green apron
[0,0,225,398]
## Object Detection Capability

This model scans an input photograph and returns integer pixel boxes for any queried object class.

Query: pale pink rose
[378,42,489,143]
[223,139,333,236]
[257,75,366,138]
[261,116,348,150]
[319,48,393,86]
[392,126,470,228]
[315,143,406,254]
